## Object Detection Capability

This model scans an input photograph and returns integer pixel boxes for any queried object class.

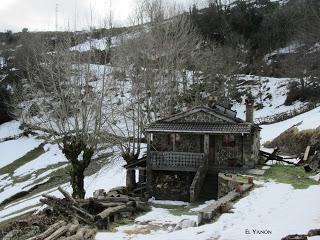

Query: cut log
[63,226,90,240]
[26,220,66,240]
[89,200,125,209]
[83,228,97,239]
[58,187,77,205]
[71,206,95,221]
[43,224,70,240]
[66,224,80,236]
[94,205,127,221]
[96,196,130,202]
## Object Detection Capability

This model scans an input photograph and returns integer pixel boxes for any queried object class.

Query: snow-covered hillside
[0,71,319,239]
[70,31,140,52]
[261,106,320,144]
[233,75,303,120]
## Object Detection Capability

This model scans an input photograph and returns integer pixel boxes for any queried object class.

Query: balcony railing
[149,151,205,171]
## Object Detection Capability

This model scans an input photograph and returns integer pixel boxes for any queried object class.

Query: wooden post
[204,134,209,164]
[146,133,152,194]
[241,134,245,165]
[303,146,311,161]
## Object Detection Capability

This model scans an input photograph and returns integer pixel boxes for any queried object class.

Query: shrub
[265,127,320,154]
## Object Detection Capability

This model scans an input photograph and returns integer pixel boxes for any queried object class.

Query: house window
[223,135,235,147]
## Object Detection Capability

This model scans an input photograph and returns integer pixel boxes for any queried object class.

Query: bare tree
[19,37,111,199]
[107,2,203,189]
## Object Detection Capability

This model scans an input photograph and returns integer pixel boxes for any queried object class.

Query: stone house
[143,100,260,202]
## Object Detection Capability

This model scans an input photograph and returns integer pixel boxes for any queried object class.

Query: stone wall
[214,135,243,167]
[217,173,246,198]
[243,131,260,167]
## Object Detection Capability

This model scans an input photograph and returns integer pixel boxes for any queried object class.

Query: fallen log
[88,199,125,209]
[94,205,128,221]
[26,220,66,240]
[58,187,78,205]
[71,206,95,221]
[44,224,70,240]
[63,226,91,240]
[96,196,130,202]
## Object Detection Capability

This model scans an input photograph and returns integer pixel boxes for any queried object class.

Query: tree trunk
[126,169,136,190]
[70,164,86,199]
[62,136,94,199]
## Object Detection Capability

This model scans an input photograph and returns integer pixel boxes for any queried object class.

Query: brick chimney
[245,98,254,123]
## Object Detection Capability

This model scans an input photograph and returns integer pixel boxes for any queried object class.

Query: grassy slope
[264,165,319,189]
[0,144,45,175]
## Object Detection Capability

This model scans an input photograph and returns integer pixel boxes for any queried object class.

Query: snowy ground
[233,75,303,120]
[0,148,126,222]
[96,181,320,240]
[0,71,320,238]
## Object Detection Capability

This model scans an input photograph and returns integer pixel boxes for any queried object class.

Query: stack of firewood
[39,187,150,231]
[24,221,96,240]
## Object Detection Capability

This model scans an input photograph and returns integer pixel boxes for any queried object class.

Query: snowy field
[96,181,320,240]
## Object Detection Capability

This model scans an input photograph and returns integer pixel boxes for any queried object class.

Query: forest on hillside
[0,0,319,125]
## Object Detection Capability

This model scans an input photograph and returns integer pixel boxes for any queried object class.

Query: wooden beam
[303,146,311,161]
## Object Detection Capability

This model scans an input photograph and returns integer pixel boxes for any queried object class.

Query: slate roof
[161,105,241,123]
[145,122,254,134]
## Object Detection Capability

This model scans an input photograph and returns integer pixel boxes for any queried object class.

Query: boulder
[308,229,320,236]
[281,234,307,240]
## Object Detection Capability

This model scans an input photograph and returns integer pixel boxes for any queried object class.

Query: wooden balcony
[149,151,205,171]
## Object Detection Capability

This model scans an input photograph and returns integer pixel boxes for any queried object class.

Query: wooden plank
[303,146,311,161]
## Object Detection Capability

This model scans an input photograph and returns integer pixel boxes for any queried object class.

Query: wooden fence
[149,151,205,171]
[255,102,320,125]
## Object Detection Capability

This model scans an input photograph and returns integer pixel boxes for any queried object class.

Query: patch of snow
[70,38,108,52]
[309,173,320,182]
[149,199,189,206]
[0,178,36,203]
[261,166,271,170]
[190,199,216,212]
[13,144,67,177]
[135,207,197,225]
[0,120,23,139]
[308,42,320,54]
[264,42,303,65]
[0,137,42,169]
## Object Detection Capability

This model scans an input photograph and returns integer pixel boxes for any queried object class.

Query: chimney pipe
[208,96,218,108]
[245,98,254,123]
